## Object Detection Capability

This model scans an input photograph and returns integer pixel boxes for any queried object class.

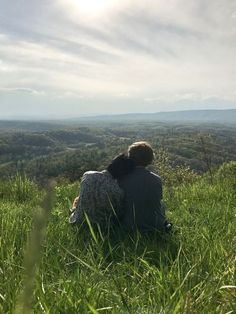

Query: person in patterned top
[69,154,135,226]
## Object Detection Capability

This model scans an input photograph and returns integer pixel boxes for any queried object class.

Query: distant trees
[0,122,235,182]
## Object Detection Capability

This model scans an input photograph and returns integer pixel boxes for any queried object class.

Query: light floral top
[69,170,124,225]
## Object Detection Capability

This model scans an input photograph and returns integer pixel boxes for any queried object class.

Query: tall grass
[14,181,55,314]
[0,164,235,313]
[0,173,40,203]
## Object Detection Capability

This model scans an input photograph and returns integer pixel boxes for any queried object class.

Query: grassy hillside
[0,162,235,313]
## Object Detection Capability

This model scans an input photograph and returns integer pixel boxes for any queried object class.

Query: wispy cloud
[0,87,45,95]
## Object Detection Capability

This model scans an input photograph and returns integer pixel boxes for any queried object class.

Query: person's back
[70,170,123,224]
[119,141,166,232]
[69,154,135,226]
[119,167,165,231]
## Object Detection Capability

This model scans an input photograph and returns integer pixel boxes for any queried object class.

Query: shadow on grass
[69,222,180,269]
[106,228,179,267]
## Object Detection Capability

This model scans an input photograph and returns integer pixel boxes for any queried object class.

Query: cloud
[144,92,236,104]
[0,59,16,72]
[0,87,46,95]
[0,0,236,117]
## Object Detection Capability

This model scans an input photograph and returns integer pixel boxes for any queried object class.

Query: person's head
[107,153,135,179]
[128,141,154,167]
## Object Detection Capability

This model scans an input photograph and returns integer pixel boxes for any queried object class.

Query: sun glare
[72,0,115,16]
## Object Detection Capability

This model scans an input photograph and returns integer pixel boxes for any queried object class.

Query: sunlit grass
[0,166,235,313]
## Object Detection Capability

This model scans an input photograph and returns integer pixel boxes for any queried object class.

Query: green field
[0,161,235,313]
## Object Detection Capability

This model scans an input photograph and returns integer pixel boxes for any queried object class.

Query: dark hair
[128,141,154,166]
[107,153,135,179]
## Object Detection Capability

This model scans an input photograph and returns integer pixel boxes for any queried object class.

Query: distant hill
[78,109,236,124]
[1,109,236,126]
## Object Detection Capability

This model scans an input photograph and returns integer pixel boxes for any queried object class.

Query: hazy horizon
[1,0,236,118]
[0,108,235,121]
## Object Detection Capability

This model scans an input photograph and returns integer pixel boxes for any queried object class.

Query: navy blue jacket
[119,167,166,232]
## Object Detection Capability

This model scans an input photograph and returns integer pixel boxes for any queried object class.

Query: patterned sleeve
[69,172,93,223]
[79,172,94,210]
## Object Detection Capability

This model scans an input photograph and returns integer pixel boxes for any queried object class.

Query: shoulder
[83,170,101,176]
[149,171,162,181]
[82,170,103,182]
[137,167,161,179]
[143,169,162,185]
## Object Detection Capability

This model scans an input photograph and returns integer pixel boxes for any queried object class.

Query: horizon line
[1,108,236,121]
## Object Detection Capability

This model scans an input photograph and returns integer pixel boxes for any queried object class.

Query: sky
[0,0,236,118]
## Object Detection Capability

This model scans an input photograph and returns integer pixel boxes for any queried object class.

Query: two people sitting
[69,141,171,233]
